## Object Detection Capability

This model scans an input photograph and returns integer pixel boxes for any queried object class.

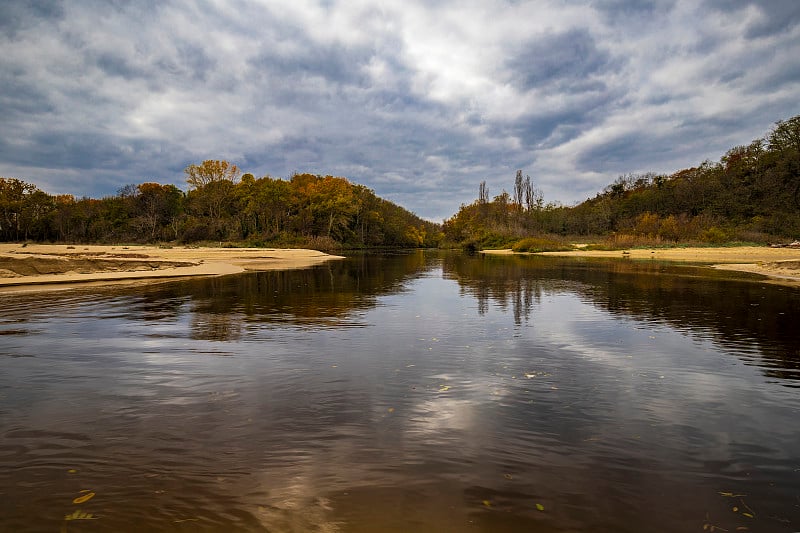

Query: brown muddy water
[1,251,799,532]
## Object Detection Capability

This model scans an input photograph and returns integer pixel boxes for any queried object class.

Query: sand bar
[482,246,800,286]
[0,244,344,292]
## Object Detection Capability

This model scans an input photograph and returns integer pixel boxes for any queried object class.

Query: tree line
[4,115,798,250]
[0,161,441,249]
[443,114,800,249]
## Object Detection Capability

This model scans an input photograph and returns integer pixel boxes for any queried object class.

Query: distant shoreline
[482,246,800,287]
[0,244,344,293]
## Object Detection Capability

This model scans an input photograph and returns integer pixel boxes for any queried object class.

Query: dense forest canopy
[0,165,441,249]
[443,115,800,249]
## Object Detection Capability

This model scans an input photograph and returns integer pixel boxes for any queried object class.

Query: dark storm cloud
[509,87,623,150]
[248,31,375,87]
[576,110,768,177]
[0,76,55,118]
[0,129,181,178]
[592,0,664,15]
[704,0,800,38]
[1,0,799,220]
[0,1,65,36]
[508,29,614,93]
[577,132,672,173]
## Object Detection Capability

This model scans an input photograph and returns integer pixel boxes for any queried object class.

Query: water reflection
[444,253,800,385]
[1,251,799,532]
[142,251,438,340]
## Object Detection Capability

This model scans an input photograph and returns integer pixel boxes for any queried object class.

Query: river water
[1,252,799,532]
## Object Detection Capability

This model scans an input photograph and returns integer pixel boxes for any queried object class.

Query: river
[1,251,798,532]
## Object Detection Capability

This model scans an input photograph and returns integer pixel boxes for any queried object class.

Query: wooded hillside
[444,115,800,249]
[0,165,441,249]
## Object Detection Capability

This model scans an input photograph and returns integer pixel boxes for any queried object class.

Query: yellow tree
[184,160,241,189]
[310,176,357,240]
[184,160,240,239]
[290,174,356,240]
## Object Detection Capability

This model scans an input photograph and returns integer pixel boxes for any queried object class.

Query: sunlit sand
[0,244,343,292]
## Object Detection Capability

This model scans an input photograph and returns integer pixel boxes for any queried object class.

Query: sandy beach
[0,244,343,292]
[482,246,800,286]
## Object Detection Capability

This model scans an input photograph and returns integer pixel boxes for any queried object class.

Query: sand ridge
[0,244,343,292]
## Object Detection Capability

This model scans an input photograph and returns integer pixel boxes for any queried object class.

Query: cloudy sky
[1,1,799,221]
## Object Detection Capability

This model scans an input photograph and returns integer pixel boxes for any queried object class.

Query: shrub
[699,226,730,244]
[302,235,341,252]
[601,233,662,249]
[511,237,573,252]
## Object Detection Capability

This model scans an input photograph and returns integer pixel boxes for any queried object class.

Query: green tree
[768,116,800,153]
[0,178,56,241]
[135,183,183,241]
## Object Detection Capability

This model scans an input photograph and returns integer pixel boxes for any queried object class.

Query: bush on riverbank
[511,237,573,252]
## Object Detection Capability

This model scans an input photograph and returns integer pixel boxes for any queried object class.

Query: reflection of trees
[442,253,552,324]
[1,252,439,342]
[444,254,800,384]
[190,311,243,342]
[146,251,439,340]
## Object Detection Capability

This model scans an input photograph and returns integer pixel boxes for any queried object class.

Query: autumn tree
[184,159,241,189]
[289,174,357,240]
[181,160,241,240]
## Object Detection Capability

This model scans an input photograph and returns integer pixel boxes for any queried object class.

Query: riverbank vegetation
[443,115,800,250]
[0,166,441,249]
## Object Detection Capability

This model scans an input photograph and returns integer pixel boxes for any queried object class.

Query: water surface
[1,252,799,532]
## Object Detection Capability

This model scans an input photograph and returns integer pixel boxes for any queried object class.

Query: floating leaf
[535,503,545,511]
[503,473,513,480]
[439,385,450,392]
[67,469,77,474]
[64,509,98,521]
[738,498,756,518]
[72,492,95,504]
[387,407,395,413]
[482,500,491,508]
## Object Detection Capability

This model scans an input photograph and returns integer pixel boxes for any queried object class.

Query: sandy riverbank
[482,246,800,286]
[0,244,344,292]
